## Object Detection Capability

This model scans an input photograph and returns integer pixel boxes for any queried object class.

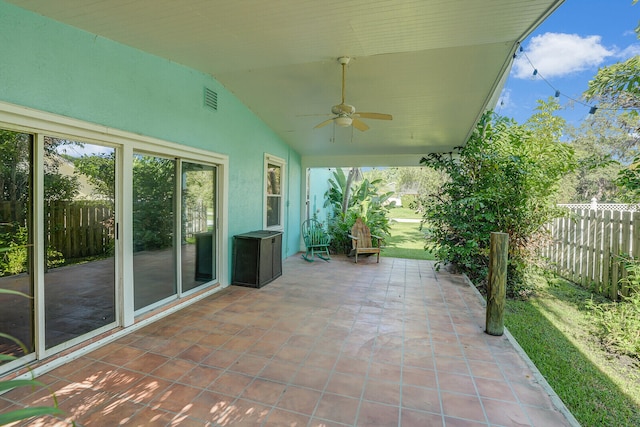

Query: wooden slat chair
[348,217,382,263]
[301,218,331,262]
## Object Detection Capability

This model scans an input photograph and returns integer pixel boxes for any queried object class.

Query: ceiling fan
[314,57,392,131]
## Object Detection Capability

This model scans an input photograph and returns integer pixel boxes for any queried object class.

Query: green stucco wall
[308,168,334,226]
[0,1,301,277]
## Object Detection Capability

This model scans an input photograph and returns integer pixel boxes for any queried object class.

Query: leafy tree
[583,2,640,201]
[560,107,639,202]
[74,151,116,200]
[419,101,575,294]
[133,155,175,251]
[585,56,640,111]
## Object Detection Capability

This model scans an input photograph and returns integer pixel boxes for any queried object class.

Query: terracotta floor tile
[202,349,242,369]
[259,360,298,384]
[334,355,369,375]
[325,371,365,398]
[264,408,310,426]
[276,385,322,415]
[274,345,309,364]
[483,397,531,426]
[178,364,223,389]
[151,358,199,381]
[468,360,505,381]
[304,351,338,370]
[153,337,194,357]
[474,377,517,401]
[401,408,444,426]
[314,392,360,425]
[434,356,470,375]
[357,400,399,426]
[442,417,488,427]
[363,378,401,406]
[524,404,573,427]
[150,382,203,413]
[187,389,235,422]
[510,380,555,408]
[441,391,486,422]
[98,345,146,366]
[241,378,287,406]
[197,331,232,348]
[78,398,144,426]
[214,398,271,425]
[210,371,253,396]
[229,353,270,377]
[437,372,476,394]
[176,343,214,363]
[124,351,170,372]
[119,376,173,404]
[368,361,402,382]
[125,405,176,426]
[402,385,441,413]
[402,365,437,388]
[291,365,330,390]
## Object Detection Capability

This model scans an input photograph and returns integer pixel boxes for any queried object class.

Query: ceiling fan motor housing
[332,104,355,115]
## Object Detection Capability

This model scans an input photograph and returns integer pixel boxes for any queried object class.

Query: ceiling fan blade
[356,112,393,120]
[314,118,335,129]
[352,118,369,131]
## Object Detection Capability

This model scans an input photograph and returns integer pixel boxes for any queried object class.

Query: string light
[511,42,639,116]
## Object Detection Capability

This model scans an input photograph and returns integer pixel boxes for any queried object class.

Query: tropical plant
[324,168,394,254]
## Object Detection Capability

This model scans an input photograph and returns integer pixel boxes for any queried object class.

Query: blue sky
[496,0,640,127]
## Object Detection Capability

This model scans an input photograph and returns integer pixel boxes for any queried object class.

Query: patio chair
[348,217,382,263]
[302,218,331,262]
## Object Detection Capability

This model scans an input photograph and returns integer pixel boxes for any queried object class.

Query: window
[264,154,285,230]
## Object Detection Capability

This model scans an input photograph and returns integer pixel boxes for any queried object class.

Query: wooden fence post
[486,232,509,336]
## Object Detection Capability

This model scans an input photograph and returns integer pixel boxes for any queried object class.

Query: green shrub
[418,102,575,295]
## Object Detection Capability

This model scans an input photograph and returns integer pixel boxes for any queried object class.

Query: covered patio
[1,255,575,426]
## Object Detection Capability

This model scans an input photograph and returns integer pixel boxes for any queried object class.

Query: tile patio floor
[1,255,576,426]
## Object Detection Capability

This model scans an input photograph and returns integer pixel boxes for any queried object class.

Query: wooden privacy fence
[542,207,639,300]
[47,201,114,259]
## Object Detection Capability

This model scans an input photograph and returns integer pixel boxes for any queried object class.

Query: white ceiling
[7,0,564,166]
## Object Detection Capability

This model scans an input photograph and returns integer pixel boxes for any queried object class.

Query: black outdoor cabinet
[233,230,282,288]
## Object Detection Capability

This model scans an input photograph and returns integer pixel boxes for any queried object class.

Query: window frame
[263,153,285,231]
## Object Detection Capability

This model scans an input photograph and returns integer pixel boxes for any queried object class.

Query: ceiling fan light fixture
[335,116,352,127]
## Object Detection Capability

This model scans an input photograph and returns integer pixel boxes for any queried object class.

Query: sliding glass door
[43,138,116,349]
[0,130,34,364]
[133,154,177,311]
[181,162,216,292]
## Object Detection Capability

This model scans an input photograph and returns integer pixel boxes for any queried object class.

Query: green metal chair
[301,218,331,262]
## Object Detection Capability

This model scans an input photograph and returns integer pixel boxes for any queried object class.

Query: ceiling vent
[204,87,218,111]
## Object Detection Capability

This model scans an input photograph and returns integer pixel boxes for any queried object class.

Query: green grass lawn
[388,206,422,219]
[382,217,435,261]
[505,275,640,427]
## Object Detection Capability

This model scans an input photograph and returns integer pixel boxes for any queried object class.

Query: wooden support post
[486,232,509,336]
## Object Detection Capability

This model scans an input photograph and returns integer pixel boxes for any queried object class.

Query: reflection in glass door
[44,138,116,349]
[181,162,216,292]
[0,130,34,365]
[133,154,176,310]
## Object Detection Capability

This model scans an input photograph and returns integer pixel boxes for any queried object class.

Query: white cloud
[495,88,512,110]
[618,43,640,59]
[512,33,614,79]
